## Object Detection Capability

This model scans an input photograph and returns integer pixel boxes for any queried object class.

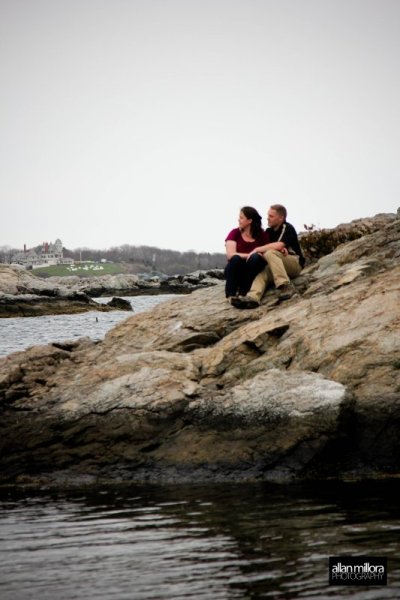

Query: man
[231,204,305,309]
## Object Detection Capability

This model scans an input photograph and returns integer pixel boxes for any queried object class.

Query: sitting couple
[225,204,305,309]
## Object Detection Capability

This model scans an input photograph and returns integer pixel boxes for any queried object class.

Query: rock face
[0,212,399,486]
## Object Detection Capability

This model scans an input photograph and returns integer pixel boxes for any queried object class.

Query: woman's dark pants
[224,254,265,298]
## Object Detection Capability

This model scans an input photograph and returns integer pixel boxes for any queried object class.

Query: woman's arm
[225,240,249,260]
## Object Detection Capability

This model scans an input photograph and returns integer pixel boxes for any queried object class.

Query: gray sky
[1,0,399,253]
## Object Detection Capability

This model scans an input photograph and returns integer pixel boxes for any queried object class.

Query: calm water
[0,481,399,599]
[0,295,176,357]
[1,298,399,598]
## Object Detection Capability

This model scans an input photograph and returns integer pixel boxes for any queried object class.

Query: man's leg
[246,266,271,303]
[231,252,302,309]
[263,250,289,288]
[264,251,301,299]
[282,255,302,279]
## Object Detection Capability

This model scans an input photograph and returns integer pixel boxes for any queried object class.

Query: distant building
[11,239,74,268]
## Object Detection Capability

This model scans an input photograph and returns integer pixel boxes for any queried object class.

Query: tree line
[0,244,226,276]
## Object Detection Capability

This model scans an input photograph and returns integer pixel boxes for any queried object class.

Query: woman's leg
[240,253,266,295]
[224,255,246,297]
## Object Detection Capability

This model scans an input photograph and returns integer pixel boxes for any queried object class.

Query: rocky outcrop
[0,291,135,318]
[0,264,66,296]
[0,265,224,316]
[299,210,398,260]
[46,269,224,296]
[0,212,399,486]
[0,265,135,317]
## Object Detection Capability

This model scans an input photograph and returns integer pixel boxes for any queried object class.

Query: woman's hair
[240,206,263,239]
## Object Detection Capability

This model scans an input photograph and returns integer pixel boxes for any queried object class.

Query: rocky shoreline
[0,267,225,317]
[0,210,399,487]
[1,211,395,317]
[0,292,134,318]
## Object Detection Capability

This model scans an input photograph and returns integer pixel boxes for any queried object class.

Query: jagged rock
[0,211,399,485]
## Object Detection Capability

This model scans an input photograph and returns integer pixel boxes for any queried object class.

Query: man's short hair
[270,204,287,220]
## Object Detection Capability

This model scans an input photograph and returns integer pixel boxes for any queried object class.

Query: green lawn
[32,263,127,277]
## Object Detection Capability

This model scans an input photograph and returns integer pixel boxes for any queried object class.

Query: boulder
[0,211,399,486]
[106,297,133,311]
[0,264,67,296]
[0,266,107,316]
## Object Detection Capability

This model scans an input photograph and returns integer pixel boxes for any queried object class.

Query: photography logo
[329,556,387,586]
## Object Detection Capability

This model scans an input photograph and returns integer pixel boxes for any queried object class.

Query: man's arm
[247,241,286,258]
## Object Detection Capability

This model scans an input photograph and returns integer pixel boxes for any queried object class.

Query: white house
[11,239,74,268]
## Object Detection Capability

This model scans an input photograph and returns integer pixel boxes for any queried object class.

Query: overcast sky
[1,0,399,253]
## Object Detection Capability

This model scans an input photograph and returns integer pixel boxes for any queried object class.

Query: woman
[224,206,269,300]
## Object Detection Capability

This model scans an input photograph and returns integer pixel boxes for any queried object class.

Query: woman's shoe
[231,295,260,309]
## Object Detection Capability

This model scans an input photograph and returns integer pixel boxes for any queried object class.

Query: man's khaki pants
[247,250,302,303]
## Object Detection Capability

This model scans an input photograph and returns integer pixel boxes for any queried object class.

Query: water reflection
[0,481,399,599]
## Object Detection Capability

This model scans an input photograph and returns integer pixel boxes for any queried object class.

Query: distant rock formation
[46,268,225,296]
[0,210,399,486]
[0,266,134,317]
[0,265,225,316]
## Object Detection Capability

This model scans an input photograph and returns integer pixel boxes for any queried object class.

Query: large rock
[0,264,67,296]
[0,212,399,485]
[0,292,120,318]
[0,266,133,317]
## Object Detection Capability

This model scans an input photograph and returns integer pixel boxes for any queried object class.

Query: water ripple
[1,482,400,599]
[0,295,177,357]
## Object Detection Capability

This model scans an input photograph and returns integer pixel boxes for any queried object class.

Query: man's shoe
[230,295,260,309]
[277,282,297,301]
